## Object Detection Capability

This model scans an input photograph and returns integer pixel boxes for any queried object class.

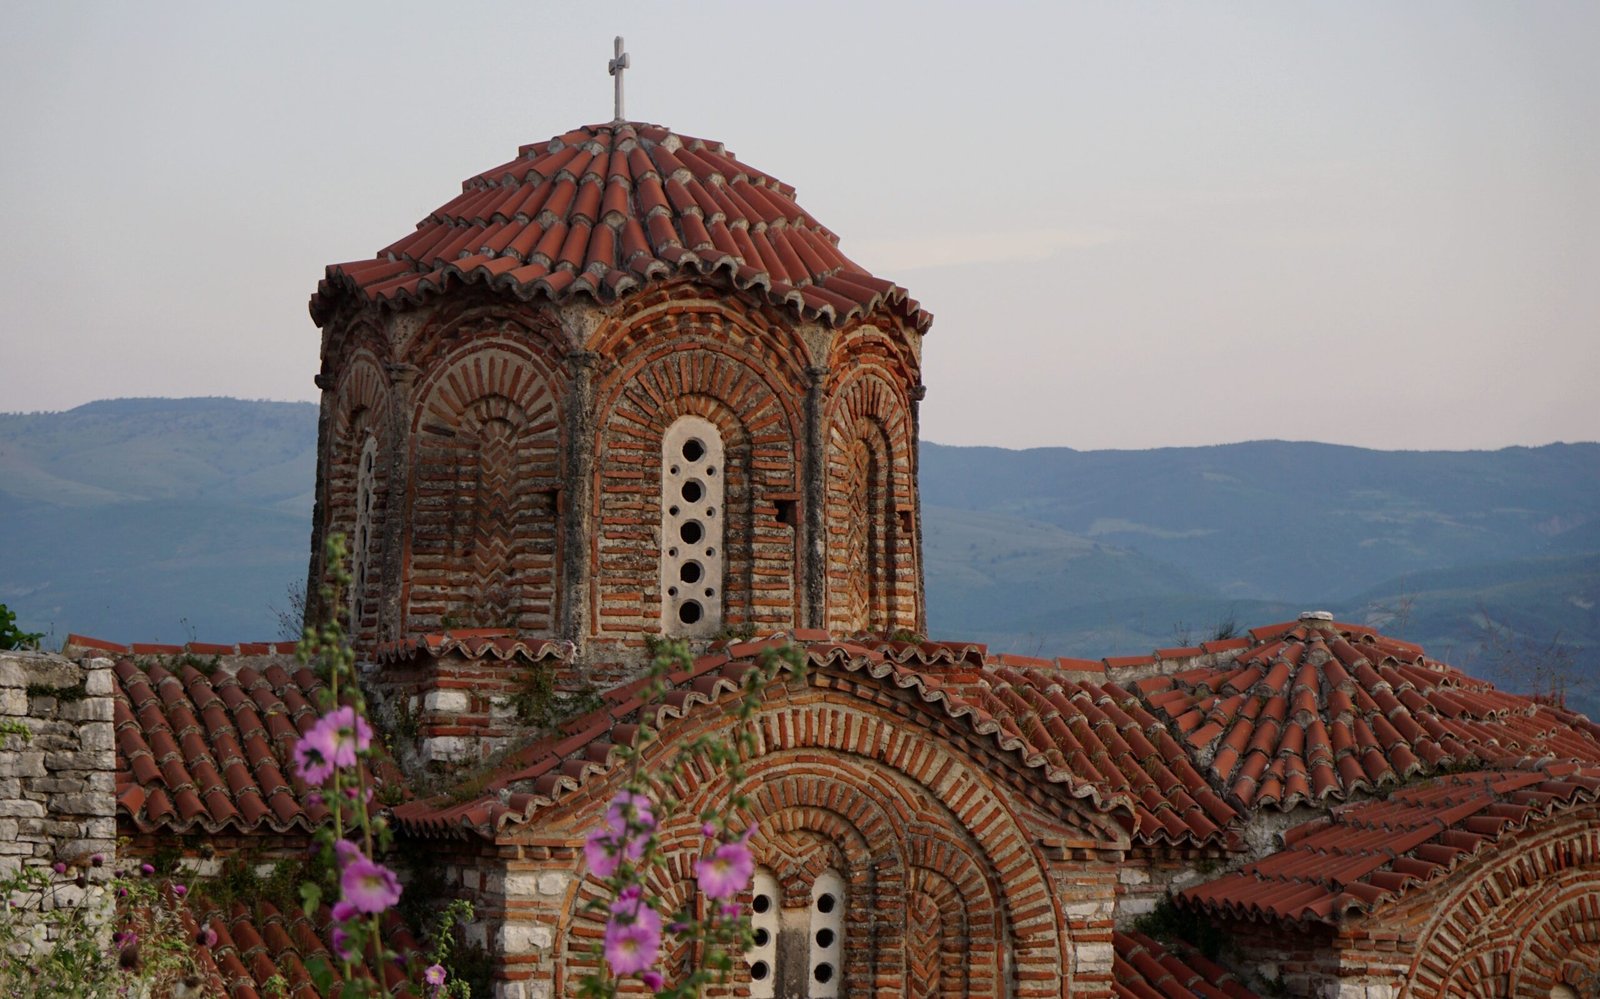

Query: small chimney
[1299,610,1336,633]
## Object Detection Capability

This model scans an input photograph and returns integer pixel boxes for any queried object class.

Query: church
[22,46,1600,999]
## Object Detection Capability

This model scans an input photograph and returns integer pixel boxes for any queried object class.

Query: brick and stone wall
[0,650,117,930]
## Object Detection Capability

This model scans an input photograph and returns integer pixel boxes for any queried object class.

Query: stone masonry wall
[0,650,117,929]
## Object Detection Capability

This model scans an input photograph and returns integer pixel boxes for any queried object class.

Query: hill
[1,399,1593,710]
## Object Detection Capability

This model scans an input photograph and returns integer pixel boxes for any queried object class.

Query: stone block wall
[0,650,117,927]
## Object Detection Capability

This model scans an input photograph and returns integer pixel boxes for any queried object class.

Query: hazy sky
[2,2,1595,450]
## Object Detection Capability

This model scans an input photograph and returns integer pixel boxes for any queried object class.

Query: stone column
[801,365,830,630]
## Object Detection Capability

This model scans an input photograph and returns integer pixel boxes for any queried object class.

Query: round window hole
[814,963,834,984]
[753,927,770,946]
[815,928,835,948]
[705,587,715,597]
[678,600,703,625]
[668,547,679,558]
[679,561,703,584]
[682,438,706,462]
[705,546,716,556]
[668,586,678,597]
[681,479,704,503]
[680,520,704,544]
[706,506,717,517]
[751,960,770,981]
[706,465,717,476]
[816,893,836,914]
[669,505,680,517]
[752,894,771,914]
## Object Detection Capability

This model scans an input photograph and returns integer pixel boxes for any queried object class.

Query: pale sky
[2,2,1596,450]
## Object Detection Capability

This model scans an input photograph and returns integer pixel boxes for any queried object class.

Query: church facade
[35,111,1600,998]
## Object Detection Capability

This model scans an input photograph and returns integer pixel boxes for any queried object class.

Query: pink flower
[584,791,657,877]
[334,839,362,868]
[331,925,356,961]
[195,926,218,949]
[701,822,716,838]
[640,970,664,990]
[339,853,402,914]
[51,862,66,875]
[603,897,662,977]
[172,884,187,897]
[423,963,446,986]
[293,724,338,785]
[139,863,155,876]
[331,900,357,924]
[322,706,373,769]
[696,839,755,900]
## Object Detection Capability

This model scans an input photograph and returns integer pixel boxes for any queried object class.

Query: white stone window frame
[809,868,844,998]
[350,434,379,629]
[661,416,724,637]
[745,868,779,998]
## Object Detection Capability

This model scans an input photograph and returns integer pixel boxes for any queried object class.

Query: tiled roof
[1131,619,1600,810]
[1112,930,1259,999]
[180,894,419,999]
[976,665,1237,845]
[113,655,400,834]
[311,121,929,333]
[66,635,301,657]
[1179,764,1600,925]
[392,635,1154,840]
[372,628,574,666]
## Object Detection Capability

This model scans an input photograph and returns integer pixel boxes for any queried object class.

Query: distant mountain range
[3,398,1595,713]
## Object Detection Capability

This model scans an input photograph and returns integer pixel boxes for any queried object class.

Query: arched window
[662,417,724,636]
[350,435,379,630]
[809,869,844,998]
[745,869,778,998]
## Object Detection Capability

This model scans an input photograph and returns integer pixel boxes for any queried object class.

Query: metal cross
[608,36,630,122]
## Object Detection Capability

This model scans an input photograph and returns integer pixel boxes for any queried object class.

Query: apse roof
[311,121,929,333]
[1130,618,1600,811]
[1179,764,1600,925]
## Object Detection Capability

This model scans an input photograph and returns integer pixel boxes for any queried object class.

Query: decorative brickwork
[588,292,808,651]
[327,351,393,646]
[405,337,566,636]
[824,362,919,635]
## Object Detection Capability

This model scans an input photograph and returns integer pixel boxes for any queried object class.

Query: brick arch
[404,338,564,635]
[1508,876,1600,997]
[824,322,921,389]
[401,298,571,373]
[591,330,805,644]
[327,352,392,645]
[824,368,918,634]
[608,690,1068,996]
[1401,808,1600,998]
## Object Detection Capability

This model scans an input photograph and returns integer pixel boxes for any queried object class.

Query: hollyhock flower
[321,706,373,769]
[696,838,755,900]
[331,900,357,924]
[584,791,657,877]
[139,863,155,876]
[195,926,218,949]
[330,925,356,961]
[172,884,187,897]
[293,724,338,785]
[603,897,662,976]
[640,970,664,990]
[423,964,446,987]
[340,854,402,913]
[334,839,362,868]
[51,862,66,875]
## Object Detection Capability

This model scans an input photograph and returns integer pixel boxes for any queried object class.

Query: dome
[311,121,929,332]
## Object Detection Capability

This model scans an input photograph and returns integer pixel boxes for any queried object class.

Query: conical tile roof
[311,121,928,332]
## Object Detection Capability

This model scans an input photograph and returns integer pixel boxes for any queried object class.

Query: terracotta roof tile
[373,629,575,666]
[111,654,402,835]
[1113,930,1260,999]
[1180,765,1600,925]
[313,121,929,334]
[1130,619,1600,811]
[392,635,1144,841]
